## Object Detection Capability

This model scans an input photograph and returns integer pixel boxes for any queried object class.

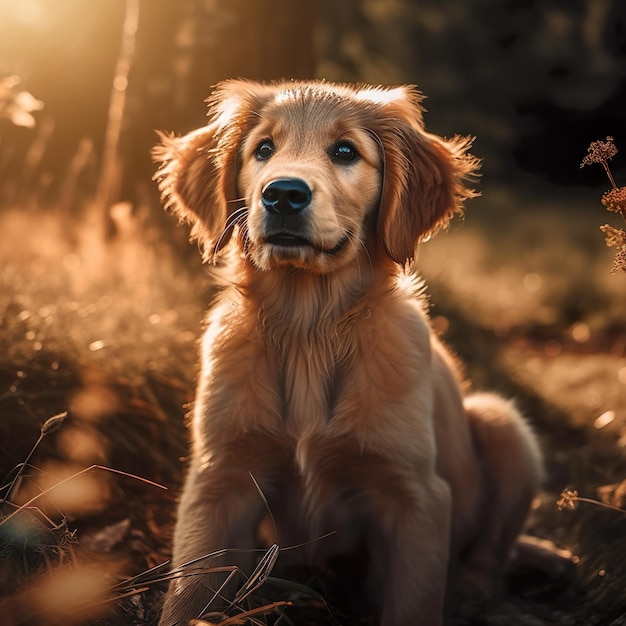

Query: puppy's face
[154,80,480,271]
[238,94,383,273]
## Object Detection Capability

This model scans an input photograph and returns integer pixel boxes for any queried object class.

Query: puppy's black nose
[261,178,312,215]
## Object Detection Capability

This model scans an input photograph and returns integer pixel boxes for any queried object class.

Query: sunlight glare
[17,461,111,517]
[113,75,128,91]
[12,0,44,26]
[523,272,543,292]
[32,564,115,622]
[594,410,615,430]
[69,385,120,422]
[571,322,591,344]
[544,340,561,357]
[58,426,107,464]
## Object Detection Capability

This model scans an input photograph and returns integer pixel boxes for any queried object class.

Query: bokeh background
[0,1,625,625]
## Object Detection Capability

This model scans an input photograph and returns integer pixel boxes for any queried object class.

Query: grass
[0,414,342,625]
[0,198,196,624]
[0,163,625,624]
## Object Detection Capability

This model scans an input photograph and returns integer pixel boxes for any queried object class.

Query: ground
[0,183,625,625]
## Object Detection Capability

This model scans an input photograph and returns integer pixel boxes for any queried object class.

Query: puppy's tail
[464,393,544,499]
[461,393,544,593]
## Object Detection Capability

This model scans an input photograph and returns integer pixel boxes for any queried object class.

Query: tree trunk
[119,0,319,209]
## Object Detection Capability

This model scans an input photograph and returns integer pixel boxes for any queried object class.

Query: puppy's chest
[278,348,342,437]
[275,336,346,436]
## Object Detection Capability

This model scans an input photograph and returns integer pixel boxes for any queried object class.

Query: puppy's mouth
[265,232,349,255]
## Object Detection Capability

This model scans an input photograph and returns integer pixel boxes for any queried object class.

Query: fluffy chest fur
[193,261,435,462]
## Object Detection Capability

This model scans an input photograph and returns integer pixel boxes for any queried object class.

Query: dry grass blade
[232,544,279,605]
[0,411,68,504]
[219,600,292,625]
[1,464,166,527]
[169,548,265,576]
[263,576,341,625]
[108,559,172,591]
[196,567,240,619]
[248,471,278,543]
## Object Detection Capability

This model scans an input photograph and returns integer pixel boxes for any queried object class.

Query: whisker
[223,206,249,229]
[238,222,252,258]
[211,207,248,262]
[226,196,248,204]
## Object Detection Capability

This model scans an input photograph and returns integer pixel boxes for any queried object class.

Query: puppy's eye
[255,139,275,161]
[331,141,358,164]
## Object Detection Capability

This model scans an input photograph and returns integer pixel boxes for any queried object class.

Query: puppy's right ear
[152,81,253,259]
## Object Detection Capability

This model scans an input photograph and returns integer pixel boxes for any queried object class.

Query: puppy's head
[153,80,479,270]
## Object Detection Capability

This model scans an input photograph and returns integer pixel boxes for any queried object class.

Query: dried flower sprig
[581,136,626,273]
[557,488,626,514]
[581,136,618,185]
[600,224,626,248]
[601,186,626,215]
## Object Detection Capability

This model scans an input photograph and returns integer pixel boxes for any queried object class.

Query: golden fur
[154,80,543,626]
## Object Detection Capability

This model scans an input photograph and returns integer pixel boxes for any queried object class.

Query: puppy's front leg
[303,437,451,626]
[159,458,263,626]
[159,432,291,626]
[375,476,451,626]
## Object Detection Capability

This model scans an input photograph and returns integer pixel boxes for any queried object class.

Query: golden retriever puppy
[153,80,543,626]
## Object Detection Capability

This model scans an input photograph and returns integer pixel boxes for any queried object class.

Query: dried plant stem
[581,136,626,273]
[1,411,68,504]
[558,489,626,514]
[219,601,292,625]
[1,432,44,504]
[602,161,617,190]
[571,495,625,514]
[0,464,165,527]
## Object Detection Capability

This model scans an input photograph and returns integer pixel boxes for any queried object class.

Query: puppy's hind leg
[459,393,544,596]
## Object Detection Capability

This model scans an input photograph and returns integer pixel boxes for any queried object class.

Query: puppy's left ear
[374,87,480,265]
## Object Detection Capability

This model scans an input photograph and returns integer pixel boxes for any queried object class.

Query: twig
[557,489,626,514]
[1,464,166,527]
[1,411,67,504]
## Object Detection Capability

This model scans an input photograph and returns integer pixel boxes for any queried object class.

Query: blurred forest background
[2,0,626,205]
[1,1,626,625]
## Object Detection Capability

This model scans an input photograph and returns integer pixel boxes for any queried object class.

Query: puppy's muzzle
[261,178,312,215]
